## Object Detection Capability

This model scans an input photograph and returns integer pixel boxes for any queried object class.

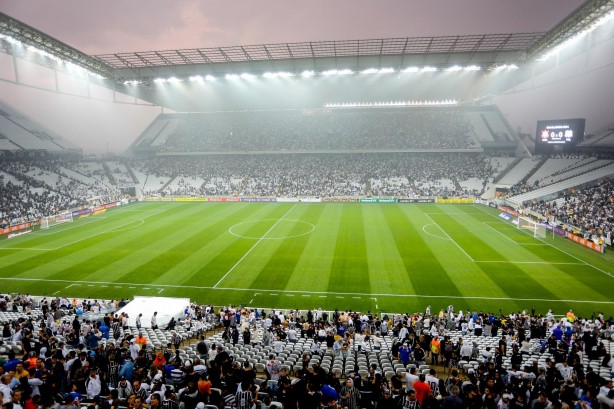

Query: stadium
[0,1,614,406]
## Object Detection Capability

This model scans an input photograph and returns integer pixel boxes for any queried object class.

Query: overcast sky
[2,0,586,54]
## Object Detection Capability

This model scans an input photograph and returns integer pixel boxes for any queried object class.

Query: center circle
[228,219,315,240]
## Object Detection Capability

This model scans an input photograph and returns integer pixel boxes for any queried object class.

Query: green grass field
[1,202,613,317]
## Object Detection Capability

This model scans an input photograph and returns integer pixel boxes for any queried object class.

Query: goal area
[517,216,552,238]
[41,211,73,229]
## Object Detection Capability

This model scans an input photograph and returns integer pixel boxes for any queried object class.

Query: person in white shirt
[0,374,12,404]
[86,369,102,399]
[405,367,419,392]
[273,336,284,355]
[287,328,298,343]
[425,368,439,395]
[151,311,158,329]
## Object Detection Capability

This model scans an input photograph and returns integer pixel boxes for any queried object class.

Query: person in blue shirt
[399,343,412,365]
[2,351,20,372]
[118,357,134,382]
[99,322,110,340]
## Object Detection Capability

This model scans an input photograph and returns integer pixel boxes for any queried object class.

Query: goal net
[517,217,550,238]
[41,211,73,229]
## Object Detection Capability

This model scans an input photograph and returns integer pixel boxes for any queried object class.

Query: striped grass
[0,202,612,317]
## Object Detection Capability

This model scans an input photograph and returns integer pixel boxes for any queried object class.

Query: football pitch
[0,202,613,317]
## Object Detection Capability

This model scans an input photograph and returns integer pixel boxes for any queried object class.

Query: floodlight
[464,65,481,71]
[337,69,354,75]
[421,66,438,72]
[445,65,462,72]
[205,75,215,81]
[189,75,204,82]
[154,78,165,83]
[361,68,378,74]
[378,68,395,74]
[167,77,181,83]
[322,69,338,76]
[301,70,315,77]
[240,73,256,79]
[402,67,420,73]
[225,74,239,80]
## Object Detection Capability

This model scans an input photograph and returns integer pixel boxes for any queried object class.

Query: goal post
[40,211,73,230]
[517,216,552,238]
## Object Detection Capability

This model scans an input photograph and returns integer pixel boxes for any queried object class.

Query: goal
[517,217,551,238]
[40,211,73,229]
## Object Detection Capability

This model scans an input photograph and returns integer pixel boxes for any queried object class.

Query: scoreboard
[535,118,585,154]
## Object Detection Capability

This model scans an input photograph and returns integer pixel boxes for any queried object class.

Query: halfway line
[213,204,298,288]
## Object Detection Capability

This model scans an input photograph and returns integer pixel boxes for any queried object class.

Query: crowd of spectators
[131,153,495,198]
[1,295,613,409]
[153,108,479,153]
[524,179,614,242]
[0,159,123,228]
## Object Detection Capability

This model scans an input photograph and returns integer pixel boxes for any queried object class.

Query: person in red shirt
[413,374,432,405]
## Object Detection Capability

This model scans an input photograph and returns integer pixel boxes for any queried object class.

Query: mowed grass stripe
[512,263,612,303]
[142,204,265,286]
[0,213,136,271]
[387,205,463,297]
[98,203,250,285]
[247,204,325,291]
[364,206,415,295]
[462,215,578,263]
[0,205,178,278]
[409,209,510,310]
[328,204,370,294]
[183,204,298,287]
[287,204,342,293]
[44,204,211,283]
[430,212,567,302]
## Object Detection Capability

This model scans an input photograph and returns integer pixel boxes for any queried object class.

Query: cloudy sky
[2,0,585,55]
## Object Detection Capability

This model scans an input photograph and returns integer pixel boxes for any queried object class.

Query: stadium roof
[1,0,613,84]
[94,33,543,81]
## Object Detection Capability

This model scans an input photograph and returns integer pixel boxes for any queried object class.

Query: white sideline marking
[424,213,475,262]
[249,299,254,303]
[213,204,298,288]
[52,291,60,295]
[1,276,612,304]
[473,205,614,280]
[158,289,164,294]
[482,222,547,246]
